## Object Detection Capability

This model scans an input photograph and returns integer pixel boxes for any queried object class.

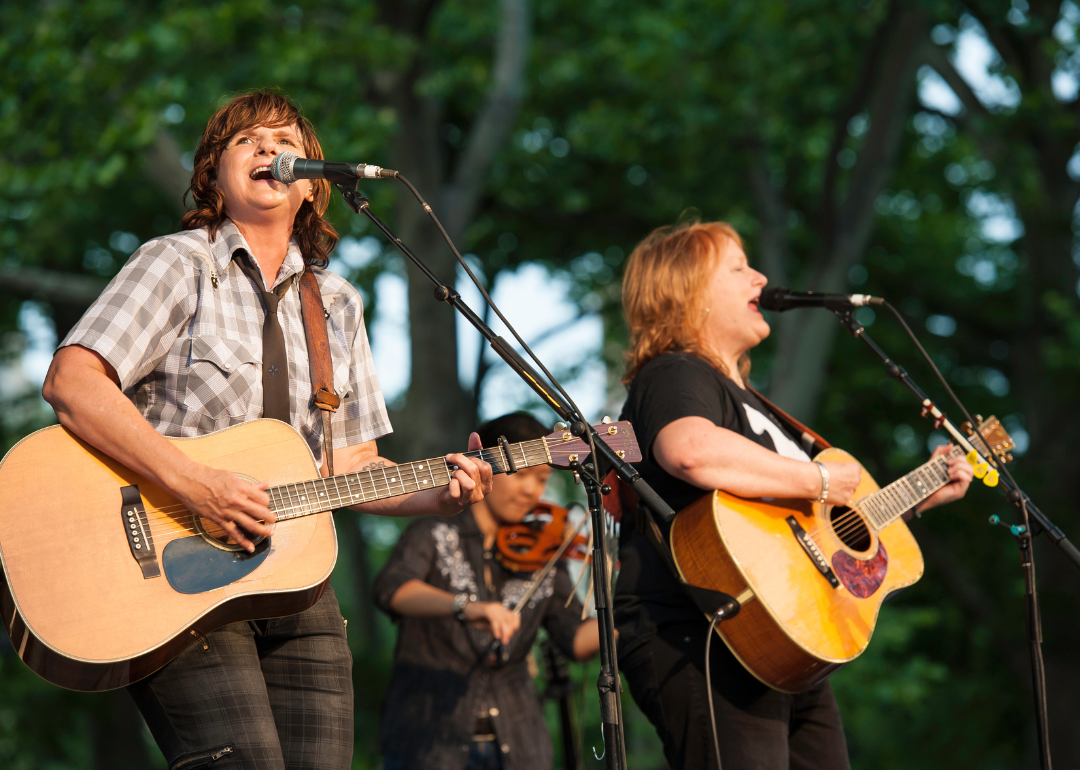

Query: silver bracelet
[814,462,830,504]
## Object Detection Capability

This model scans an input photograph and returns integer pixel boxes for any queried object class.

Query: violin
[494,501,590,573]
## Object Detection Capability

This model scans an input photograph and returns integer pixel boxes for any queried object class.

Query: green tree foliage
[3,0,1080,768]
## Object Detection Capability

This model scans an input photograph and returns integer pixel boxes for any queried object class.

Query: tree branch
[833,5,929,272]
[819,2,900,249]
[921,41,992,119]
[748,145,791,288]
[142,129,192,215]
[769,4,929,419]
[441,0,531,242]
[0,264,106,307]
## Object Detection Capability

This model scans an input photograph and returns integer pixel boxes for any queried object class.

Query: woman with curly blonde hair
[613,220,971,770]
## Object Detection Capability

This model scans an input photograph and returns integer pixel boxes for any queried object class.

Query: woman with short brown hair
[614,220,971,769]
[43,90,492,770]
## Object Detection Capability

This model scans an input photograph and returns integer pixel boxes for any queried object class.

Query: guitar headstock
[963,415,1016,464]
[545,421,643,469]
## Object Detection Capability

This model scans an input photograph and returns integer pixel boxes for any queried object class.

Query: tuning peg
[974,414,984,426]
[601,416,613,424]
[960,421,973,435]
[1005,453,1013,463]
[554,422,568,431]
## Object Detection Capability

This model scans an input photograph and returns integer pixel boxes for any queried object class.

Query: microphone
[269,151,398,185]
[758,286,882,312]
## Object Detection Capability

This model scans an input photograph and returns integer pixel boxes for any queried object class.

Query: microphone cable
[879,301,1018,487]
[388,173,604,476]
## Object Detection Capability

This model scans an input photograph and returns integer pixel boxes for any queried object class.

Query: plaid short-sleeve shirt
[62,220,392,465]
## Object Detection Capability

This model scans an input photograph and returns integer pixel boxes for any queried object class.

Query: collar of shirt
[209,218,306,291]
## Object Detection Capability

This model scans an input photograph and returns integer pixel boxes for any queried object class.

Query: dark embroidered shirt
[373,509,585,770]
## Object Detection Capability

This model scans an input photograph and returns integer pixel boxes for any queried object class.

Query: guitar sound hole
[828,506,872,553]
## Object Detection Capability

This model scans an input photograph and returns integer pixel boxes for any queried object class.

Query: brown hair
[180,90,338,268]
[621,220,750,383]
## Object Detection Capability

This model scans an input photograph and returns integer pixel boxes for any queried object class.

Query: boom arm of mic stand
[335,183,677,524]
[832,309,1080,571]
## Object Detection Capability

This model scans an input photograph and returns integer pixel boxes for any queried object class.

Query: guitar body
[670,447,924,693]
[0,420,336,691]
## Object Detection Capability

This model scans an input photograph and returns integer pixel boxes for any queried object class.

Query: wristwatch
[452,592,475,622]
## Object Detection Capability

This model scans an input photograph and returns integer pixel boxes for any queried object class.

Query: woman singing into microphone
[613,220,973,770]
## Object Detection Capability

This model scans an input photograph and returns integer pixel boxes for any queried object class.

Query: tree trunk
[766,4,929,421]
[374,0,531,457]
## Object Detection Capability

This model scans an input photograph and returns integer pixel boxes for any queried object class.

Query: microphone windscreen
[270,152,298,184]
[757,287,790,312]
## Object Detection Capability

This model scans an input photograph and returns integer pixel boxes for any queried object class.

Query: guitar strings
[803,453,956,543]
[129,438,569,521]
[135,443,554,545]
[133,445,518,522]
[804,454,953,542]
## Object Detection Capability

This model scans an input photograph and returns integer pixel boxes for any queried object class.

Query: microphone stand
[832,308,1066,770]
[334,181,676,770]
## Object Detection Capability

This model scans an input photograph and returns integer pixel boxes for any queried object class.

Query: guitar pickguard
[831,542,888,598]
[162,536,271,594]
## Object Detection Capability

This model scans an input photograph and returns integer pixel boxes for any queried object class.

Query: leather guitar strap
[747,386,832,453]
[298,269,341,477]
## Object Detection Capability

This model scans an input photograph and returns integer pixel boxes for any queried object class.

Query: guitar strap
[298,269,341,477]
[747,386,833,454]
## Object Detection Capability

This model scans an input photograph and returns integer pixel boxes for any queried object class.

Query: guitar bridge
[786,516,839,588]
[121,485,160,579]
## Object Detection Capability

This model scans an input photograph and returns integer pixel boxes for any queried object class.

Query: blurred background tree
[3,0,1080,767]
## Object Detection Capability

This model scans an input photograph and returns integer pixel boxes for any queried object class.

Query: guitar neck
[856,445,963,531]
[265,437,553,520]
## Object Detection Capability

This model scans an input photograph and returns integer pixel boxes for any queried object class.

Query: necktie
[235,251,292,424]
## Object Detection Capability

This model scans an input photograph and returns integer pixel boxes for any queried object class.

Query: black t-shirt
[614,353,812,657]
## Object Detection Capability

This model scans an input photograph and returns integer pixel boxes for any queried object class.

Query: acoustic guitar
[670,417,1014,693]
[0,418,640,691]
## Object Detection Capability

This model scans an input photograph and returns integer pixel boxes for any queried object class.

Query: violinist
[374,412,602,770]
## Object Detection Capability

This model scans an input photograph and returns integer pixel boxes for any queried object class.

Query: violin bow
[510,513,589,614]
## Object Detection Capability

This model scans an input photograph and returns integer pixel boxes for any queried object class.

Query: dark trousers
[621,623,851,770]
[384,740,504,770]
[128,584,353,770]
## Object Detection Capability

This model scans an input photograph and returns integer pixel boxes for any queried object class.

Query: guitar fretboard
[265,437,553,520]
[856,445,962,531]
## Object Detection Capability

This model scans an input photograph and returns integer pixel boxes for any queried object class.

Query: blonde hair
[621,220,751,383]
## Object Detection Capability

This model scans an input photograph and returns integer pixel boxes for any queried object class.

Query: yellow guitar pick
[973,462,989,479]
[984,469,999,487]
[967,450,978,465]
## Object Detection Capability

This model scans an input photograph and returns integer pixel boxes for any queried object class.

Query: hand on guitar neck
[909,442,974,516]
